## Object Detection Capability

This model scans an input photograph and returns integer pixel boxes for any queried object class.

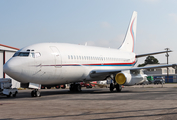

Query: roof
[0,44,20,52]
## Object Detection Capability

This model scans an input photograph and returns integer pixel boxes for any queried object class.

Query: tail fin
[119,11,137,52]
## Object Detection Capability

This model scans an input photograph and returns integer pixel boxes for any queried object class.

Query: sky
[1,0,177,65]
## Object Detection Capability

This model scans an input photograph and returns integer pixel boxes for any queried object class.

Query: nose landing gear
[31,89,41,97]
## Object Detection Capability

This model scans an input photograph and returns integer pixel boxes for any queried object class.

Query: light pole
[165,48,170,83]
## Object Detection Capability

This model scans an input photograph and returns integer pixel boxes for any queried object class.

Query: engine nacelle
[115,71,147,86]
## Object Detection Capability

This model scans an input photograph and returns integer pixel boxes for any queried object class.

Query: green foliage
[138,56,159,67]
[138,63,145,67]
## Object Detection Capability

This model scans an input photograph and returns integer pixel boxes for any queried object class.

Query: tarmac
[1,84,177,120]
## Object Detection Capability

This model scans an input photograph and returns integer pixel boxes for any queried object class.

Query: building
[0,44,20,88]
[144,64,177,83]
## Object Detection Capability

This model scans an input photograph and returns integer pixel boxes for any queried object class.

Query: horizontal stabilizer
[136,50,172,58]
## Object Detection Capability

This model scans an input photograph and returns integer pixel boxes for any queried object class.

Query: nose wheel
[31,89,41,97]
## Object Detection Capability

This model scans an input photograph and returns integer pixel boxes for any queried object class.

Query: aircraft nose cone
[4,60,14,73]
[3,60,13,74]
[3,58,22,79]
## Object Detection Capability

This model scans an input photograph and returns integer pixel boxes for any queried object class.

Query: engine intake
[115,73,126,85]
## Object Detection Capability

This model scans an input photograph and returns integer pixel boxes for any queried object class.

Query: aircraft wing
[136,50,172,58]
[90,64,177,78]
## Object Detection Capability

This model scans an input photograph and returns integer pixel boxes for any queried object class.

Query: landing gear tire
[76,84,81,92]
[110,83,114,92]
[115,84,122,92]
[70,84,82,92]
[31,90,35,97]
[31,89,41,97]
[70,84,74,92]
[13,91,18,97]
[7,92,12,97]
[35,90,41,97]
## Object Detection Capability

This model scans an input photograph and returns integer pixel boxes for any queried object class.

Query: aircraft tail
[119,11,137,52]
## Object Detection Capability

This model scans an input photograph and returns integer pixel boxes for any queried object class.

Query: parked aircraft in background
[3,11,176,97]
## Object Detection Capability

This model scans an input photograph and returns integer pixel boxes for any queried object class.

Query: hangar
[0,44,20,88]
[144,64,177,83]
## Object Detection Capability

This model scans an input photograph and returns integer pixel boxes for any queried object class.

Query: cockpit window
[19,52,30,56]
[13,52,41,58]
[30,52,41,58]
[13,52,19,57]
[13,52,30,57]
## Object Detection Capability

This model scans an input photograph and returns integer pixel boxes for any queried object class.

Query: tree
[138,56,159,67]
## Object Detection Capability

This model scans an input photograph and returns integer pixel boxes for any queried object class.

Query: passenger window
[68,55,70,59]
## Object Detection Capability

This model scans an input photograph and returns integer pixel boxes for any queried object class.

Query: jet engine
[115,70,147,86]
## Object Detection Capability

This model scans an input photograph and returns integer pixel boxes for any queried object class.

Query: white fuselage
[4,43,136,85]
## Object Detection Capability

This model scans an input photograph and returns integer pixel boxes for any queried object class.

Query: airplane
[3,11,177,97]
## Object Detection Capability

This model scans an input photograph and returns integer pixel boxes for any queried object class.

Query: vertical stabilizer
[119,11,137,52]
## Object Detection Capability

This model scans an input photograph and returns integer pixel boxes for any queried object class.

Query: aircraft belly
[31,66,85,85]
[61,66,86,83]
[32,67,62,84]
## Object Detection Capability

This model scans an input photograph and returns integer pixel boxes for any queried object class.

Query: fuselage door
[50,46,62,68]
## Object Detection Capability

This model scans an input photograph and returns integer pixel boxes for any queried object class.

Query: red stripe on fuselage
[39,60,136,67]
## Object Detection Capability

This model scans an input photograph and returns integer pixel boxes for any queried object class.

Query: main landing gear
[70,83,82,92]
[110,83,122,92]
[31,89,41,97]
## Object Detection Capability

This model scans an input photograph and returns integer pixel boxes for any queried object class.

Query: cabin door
[50,46,62,68]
